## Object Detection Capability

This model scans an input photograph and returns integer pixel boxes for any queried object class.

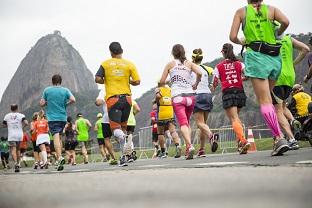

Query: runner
[272,31,310,150]
[155,82,182,158]
[63,116,78,165]
[40,74,76,171]
[212,43,250,154]
[19,132,29,167]
[2,104,28,172]
[34,110,50,169]
[191,48,217,157]
[230,0,290,156]
[95,42,140,166]
[150,102,160,158]
[95,89,118,165]
[159,44,202,160]
[0,137,9,169]
[94,113,109,162]
[30,112,40,169]
[126,99,141,161]
[75,113,92,164]
[288,84,312,124]
[303,37,312,92]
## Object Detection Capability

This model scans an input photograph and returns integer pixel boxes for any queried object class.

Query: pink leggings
[172,96,195,127]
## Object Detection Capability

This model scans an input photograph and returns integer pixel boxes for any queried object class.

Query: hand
[192,84,198,91]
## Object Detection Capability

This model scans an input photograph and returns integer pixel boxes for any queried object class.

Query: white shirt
[169,60,194,97]
[4,112,25,141]
[191,65,213,94]
[97,89,110,124]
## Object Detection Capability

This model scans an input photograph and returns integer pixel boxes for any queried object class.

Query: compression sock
[232,120,247,143]
[260,104,282,137]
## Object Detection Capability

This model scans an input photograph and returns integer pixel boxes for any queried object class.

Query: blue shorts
[244,50,281,80]
[193,93,213,113]
[48,121,66,136]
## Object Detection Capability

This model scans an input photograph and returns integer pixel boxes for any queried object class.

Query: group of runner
[1,0,312,172]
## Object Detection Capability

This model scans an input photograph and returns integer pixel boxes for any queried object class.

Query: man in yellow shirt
[95,42,140,167]
[288,84,312,124]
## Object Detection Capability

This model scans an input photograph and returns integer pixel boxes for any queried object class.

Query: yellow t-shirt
[293,92,312,116]
[158,86,174,121]
[101,58,140,100]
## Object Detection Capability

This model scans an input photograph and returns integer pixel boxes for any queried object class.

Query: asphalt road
[0,148,311,208]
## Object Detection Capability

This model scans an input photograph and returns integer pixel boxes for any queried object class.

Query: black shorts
[127,125,135,133]
[1,152,9,161]
[102,123,112,138]
[48,121,66,136]
[272,85,292,104]
[32,141,40,153]
[97,139,105,146]
[194,93,213,113]
[106,95,132,130]
[157,119,175,127]
[152,132,158,142]
[222,88,246,109]
[65,140,77,151]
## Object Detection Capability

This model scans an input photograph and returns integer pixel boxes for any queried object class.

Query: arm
[39,98,46,107]
[273,6,289,36]
[130,79,140,86]
[133,102,141,115]
[160,62,174,85]
[190,62,202,90]
[130,63,141,86]
[2,121,7,128]
[304,65,312,83]
[94,122,98,132]
[22,118,29,128]
[67,95,76,105]
[95,98,104,106]
[292,38,310,66]
[86,119,92,128]
[229,8,245,45]
[95,65,105,84]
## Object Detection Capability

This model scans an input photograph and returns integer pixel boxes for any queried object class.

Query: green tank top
[77,118,89,141]
[96,119,104,139]
[243,4,276,45]
[0,141,9,153]
[127,100,136,126]
[275,35,295,86]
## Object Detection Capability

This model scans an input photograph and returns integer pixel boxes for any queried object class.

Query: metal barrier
[215,125,243,154]
[137,126,154,159]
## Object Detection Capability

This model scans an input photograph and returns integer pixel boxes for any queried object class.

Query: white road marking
[71,169,90,172]
[194,162,249,166]
[296,160,312,164]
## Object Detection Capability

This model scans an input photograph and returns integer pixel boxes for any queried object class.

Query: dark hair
[222,43,238,62]
[10,104,18,111]
[248,0,262,3]
[172,44,187,64]
[109,42,123,55]
[52,74,62,85]
[192,48,203,64]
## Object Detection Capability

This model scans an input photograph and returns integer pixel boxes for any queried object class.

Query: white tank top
[169,60,194,97]
[191,65,212,94]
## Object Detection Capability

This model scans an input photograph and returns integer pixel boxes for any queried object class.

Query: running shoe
[174,146,182,158]
[119,155,128,167]
[106,154,111,161]
[14,164,20,173]
[271,139,289,156]
[40,162,49,169]
[291,120,301,140]
[288,140,300,150]
[72,163,77,166]
[238,141,251,154]
[103,157,108,162]
[209,133,218,153]
[126,155,134,163]
[158,152,167,158]
[34,162,39,170]
[197,148,206,157]
[56,157,65,171]
[109,159,118,165]
[185,144,195,160]
[131,151,137,161]
[156,149,161,157]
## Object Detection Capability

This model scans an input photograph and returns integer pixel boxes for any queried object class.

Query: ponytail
[172,44,187,64]
[222,43,238,62]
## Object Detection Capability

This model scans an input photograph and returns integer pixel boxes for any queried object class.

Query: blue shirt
[42,86,73,122]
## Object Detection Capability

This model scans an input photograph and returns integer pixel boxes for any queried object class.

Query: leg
[251,78,283,139]
[104,138,116,160]
[194,111,212,149]
[53,133,62,160]
[225,107,246,143]
[39,144,48,165]
[275,103,295,140]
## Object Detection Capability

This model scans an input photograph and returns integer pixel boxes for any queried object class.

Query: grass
[1,138,311,169]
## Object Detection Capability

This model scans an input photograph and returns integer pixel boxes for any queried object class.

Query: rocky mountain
[0,31,100,127]
[135,33,312,130]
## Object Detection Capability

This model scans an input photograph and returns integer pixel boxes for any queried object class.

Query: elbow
[132,80,141,86]
[229,34,236,43]
[95,76,103,84]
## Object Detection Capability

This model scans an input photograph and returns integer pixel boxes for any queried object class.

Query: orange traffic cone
[247,128,257,152]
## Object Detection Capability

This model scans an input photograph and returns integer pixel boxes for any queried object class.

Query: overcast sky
[0,0,311,101]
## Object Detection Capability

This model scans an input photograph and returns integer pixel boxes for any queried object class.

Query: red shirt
[215,60,244,92]
[150,111,158,133]
[34,119,49,135]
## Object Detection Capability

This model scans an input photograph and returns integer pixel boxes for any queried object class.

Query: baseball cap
[97,113,103,118]
[109,42,123,55]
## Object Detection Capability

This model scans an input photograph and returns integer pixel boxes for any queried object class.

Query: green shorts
[244,50,281,80]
